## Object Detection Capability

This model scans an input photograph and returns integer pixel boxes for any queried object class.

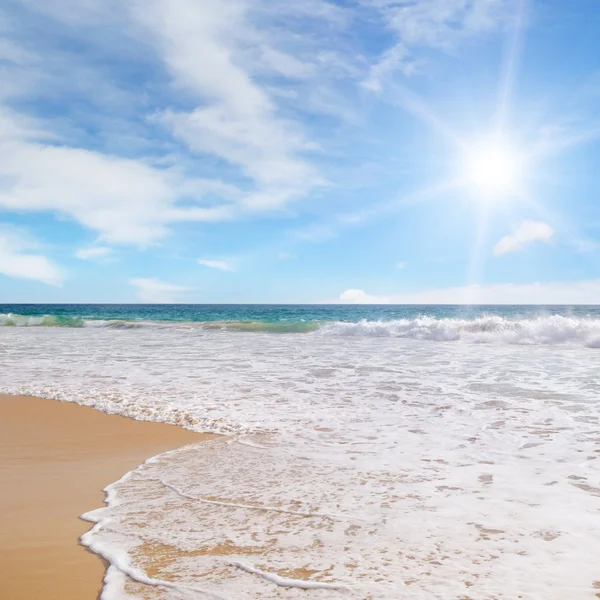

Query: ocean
[1,304,599,599]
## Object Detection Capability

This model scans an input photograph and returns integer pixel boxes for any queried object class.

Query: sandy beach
[0,394,210,600]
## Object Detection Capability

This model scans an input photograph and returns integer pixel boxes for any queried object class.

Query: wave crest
[0,313,85,327]
[318,315,600,346]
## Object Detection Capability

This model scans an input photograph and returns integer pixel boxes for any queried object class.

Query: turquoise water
[1,303,599,329]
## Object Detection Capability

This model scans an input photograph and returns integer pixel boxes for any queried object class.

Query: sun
[460,136,522,199]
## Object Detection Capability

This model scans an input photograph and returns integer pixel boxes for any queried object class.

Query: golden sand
[0,394,211,600]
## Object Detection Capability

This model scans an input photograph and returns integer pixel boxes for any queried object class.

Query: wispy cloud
[197,259,234,272]
[364,0,513,91]
[0,227,65,286]
[396,260,407,269]
[75,246,114,260]
[362,45,416,92]
[493,220,555,256]
[528,121,600,162]
[129,278,190,303]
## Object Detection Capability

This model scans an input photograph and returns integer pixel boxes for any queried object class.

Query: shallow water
[1,305,599,598]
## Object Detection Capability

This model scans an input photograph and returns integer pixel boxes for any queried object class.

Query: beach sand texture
[0,394,209,600]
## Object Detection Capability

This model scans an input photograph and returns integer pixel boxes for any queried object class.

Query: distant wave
[201,320,321,333]
[2,312,600,346]
[0,313,149,328]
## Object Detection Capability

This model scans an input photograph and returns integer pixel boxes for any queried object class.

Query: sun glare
[461,137,522,199]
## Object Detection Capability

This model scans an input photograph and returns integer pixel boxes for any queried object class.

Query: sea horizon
[3,302,600,306]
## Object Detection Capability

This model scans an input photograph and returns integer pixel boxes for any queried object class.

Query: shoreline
[0,393,212,600]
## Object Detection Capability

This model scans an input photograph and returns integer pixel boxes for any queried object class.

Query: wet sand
[0,394,211,600]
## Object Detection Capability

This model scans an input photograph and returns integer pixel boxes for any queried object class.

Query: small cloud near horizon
[130,278,190,303]
[339,289,391,304]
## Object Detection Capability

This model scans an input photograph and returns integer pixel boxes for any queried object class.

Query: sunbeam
[391,84,468,150]
[465,198,494,296]
[495,0,530,133]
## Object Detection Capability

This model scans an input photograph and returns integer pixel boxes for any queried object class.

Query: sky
[0,0,599,304]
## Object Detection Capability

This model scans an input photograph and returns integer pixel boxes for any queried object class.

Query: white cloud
[493,220,555,256]
[129,278,190,303]
[197,259,234,272]
[396,261,407,269]
[75,246,114,260]
[339,289,391,304]
[0,228,65,286]
[364,0,511,90]
[339,279,600,305]
[0,136,235,245]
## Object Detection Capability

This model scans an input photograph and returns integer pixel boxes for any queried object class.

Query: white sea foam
[2,326,600,598]
[230,561,349,590]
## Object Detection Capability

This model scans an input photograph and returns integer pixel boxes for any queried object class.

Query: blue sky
[1,0,599,303]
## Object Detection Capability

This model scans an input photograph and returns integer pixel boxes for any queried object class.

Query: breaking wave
[318,315,600,346]
[2,312,600,345]
[0,313,86,327]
